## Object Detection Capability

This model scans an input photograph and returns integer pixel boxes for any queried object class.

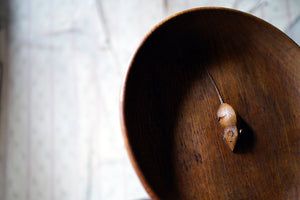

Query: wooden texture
[121,8,300,200]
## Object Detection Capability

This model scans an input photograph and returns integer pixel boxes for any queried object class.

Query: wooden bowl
[120,8,300,199]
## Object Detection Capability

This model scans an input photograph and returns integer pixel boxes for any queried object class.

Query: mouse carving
[217,103,240,151]
[206,69,242,152]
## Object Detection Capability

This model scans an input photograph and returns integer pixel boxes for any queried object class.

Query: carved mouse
[217,103,241,151]
[206,69,242,152]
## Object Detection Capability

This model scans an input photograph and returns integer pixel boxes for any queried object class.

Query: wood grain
[120,8,300,200]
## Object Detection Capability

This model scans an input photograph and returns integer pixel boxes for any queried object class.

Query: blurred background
[0,0,299,200]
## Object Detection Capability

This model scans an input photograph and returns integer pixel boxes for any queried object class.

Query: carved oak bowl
[120,8,300,200]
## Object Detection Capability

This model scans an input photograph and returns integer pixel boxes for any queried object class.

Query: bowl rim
[119,7,298,199]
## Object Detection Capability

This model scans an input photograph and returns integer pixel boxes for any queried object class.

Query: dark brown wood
[120,8,300,200]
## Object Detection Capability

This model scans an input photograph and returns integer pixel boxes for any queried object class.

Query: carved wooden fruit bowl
[120,8,300,200]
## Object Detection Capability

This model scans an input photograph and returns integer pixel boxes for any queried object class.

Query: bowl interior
[122,8,300,199]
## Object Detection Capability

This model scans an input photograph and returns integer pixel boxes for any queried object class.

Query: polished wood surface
[120,8,300,200]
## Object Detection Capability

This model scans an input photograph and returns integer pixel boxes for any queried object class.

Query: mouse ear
[223,127,239,151]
